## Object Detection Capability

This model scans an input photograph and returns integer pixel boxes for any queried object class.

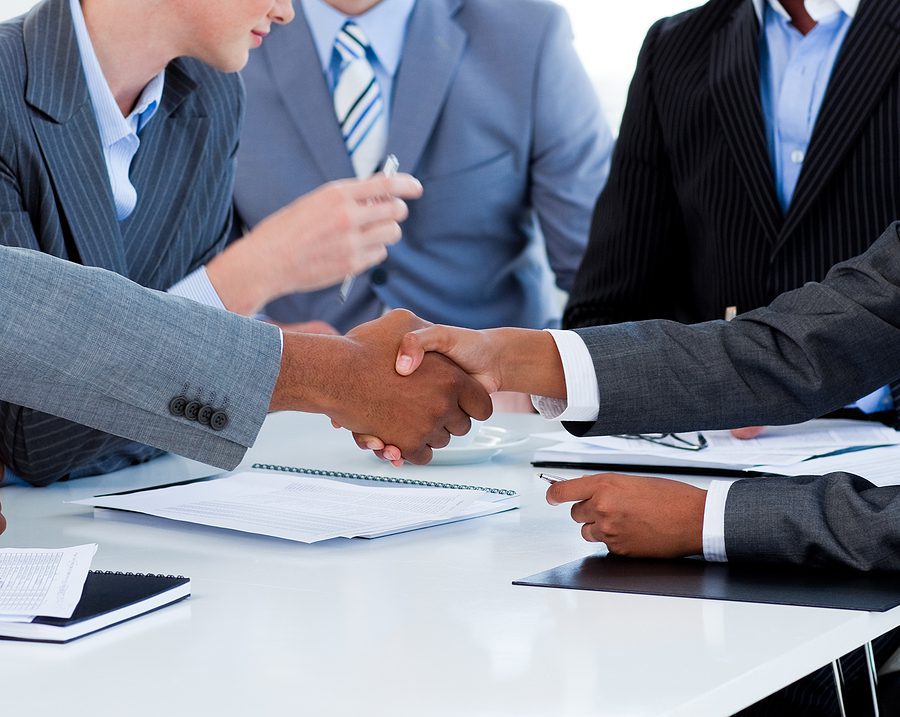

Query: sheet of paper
[532,420,899,470]
[754,445,900,487]
[73,473,513,543]
[0,544,97,619]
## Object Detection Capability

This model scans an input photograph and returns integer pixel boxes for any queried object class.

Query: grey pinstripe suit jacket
[572,223,900,570]
[0,0,244,484]
[0,246,281,471]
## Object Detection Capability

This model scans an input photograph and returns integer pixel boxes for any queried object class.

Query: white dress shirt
[531,330,731,561]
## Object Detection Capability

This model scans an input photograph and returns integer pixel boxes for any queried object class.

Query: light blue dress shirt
[301,0,416,130]
[68,0,224,309]
[755,0,891,414]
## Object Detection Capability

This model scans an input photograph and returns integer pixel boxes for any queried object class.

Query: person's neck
[777,0,817,35]
[324,0,384,17]
[81,0,174,115]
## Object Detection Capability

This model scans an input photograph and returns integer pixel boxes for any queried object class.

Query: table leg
[864,641,880,717]
[833,659,848,717]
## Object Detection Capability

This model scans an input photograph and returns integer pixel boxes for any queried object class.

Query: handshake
[269,309,568,464]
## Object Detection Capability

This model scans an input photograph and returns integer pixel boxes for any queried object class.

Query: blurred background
[0,0,702,130]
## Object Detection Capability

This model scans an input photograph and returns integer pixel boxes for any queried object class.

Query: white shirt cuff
[531,329,600,421]
[167,266,226,310]
[702,480,735,562]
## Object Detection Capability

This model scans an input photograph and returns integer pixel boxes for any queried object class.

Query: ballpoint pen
[338,153,400,303]
[538,473,568,484]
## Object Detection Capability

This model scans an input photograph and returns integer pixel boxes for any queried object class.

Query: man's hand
[394,325,566,398]
[207,174,423,315]
[546,473,706,558]
[352,325,565,464]
[730,426,765,439]
[274,320,340,336]
[270,310,493,464]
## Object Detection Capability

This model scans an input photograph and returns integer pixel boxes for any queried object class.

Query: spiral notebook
[0,570,191,643]
[72,464,519,543]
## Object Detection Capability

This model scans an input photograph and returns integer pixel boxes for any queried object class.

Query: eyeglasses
[612,433,708,452]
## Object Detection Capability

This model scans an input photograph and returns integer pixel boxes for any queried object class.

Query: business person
[375,222,900,570]
[564,0,900,425]
[379,223,900,714]
[0,245,490,490]
[0,0,425,483]
[234,0,613,333]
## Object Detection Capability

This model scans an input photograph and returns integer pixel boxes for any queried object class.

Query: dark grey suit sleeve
[569,222,900,436]
[725,474,900,570]
[0,246,281,483]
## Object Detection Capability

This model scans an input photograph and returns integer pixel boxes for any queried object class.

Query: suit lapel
[123,60,208,283]
[780,0,900,241]
[263,9,353,180]
[709,0,782,241]
[23,0,126,274]
[388,0,467,174]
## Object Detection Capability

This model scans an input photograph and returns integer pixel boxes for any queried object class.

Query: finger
[349,244,390,276]
[570,499,594,524]
[581,522,601,543]
[331,419,342,429]
[457,374,493,422]
[730,426,765,440]
[357,219,403,249]
[354,197,409,226]
[345,173,423,202]
[445,413,472,438]
[547,475,611,506]
[381,445,403,463]
[426,428,452,450]
[396,331,427,375]
[402,443,434,465]
[352,433,385,451]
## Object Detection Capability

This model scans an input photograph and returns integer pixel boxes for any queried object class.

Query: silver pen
[538,473,568,484]
[338,154,400,303]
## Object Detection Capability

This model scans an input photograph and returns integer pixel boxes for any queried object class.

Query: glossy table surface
[2,412,898,717]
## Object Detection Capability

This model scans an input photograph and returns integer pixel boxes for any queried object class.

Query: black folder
[513,555,900,611]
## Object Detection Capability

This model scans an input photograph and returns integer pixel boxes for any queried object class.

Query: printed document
[0,544,97,619]
[73,473,518,543]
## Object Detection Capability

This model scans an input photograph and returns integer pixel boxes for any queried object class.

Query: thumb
[396,326,455,376]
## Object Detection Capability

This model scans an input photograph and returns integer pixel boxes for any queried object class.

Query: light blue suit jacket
[235,0,613,331]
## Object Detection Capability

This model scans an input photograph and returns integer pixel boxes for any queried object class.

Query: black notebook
[0,570,191,643]
[514,555,900,611]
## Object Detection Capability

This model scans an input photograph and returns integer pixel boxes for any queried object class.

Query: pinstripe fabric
[565,0,900,424]
[0,0,244,485]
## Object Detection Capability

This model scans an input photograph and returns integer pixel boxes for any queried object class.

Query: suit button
[197,405,214,425]
[210,411,229,432]
[184,401,202,421]
[370,267,388,285]
[169,396,187,416]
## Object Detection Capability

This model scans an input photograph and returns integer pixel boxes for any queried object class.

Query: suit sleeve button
[169,396,188,416]
[197,405,214,425]
[210,411,229,431]
[184,401,202,421]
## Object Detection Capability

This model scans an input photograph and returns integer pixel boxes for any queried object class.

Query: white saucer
[428,426,530,466]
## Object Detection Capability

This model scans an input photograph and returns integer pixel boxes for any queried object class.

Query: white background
[0,0,701,129]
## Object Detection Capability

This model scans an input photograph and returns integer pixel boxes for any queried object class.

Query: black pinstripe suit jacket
[564,0,900,415]
[0,0,244,484]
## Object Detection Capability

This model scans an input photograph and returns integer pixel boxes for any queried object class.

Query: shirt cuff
[702,480,734,562]
[531,329,600,421]
[167,266,226,310]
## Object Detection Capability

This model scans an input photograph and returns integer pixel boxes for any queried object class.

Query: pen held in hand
[338,154,400,303]
[538,473,568,484]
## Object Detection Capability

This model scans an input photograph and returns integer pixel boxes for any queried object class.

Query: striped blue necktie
[333,21,386,178]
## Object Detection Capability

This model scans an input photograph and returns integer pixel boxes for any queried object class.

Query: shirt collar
[301,0,416,77]
[68,0,164,146]
[751,0,858,23]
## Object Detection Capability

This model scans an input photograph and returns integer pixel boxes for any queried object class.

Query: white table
[2,412,898,716]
